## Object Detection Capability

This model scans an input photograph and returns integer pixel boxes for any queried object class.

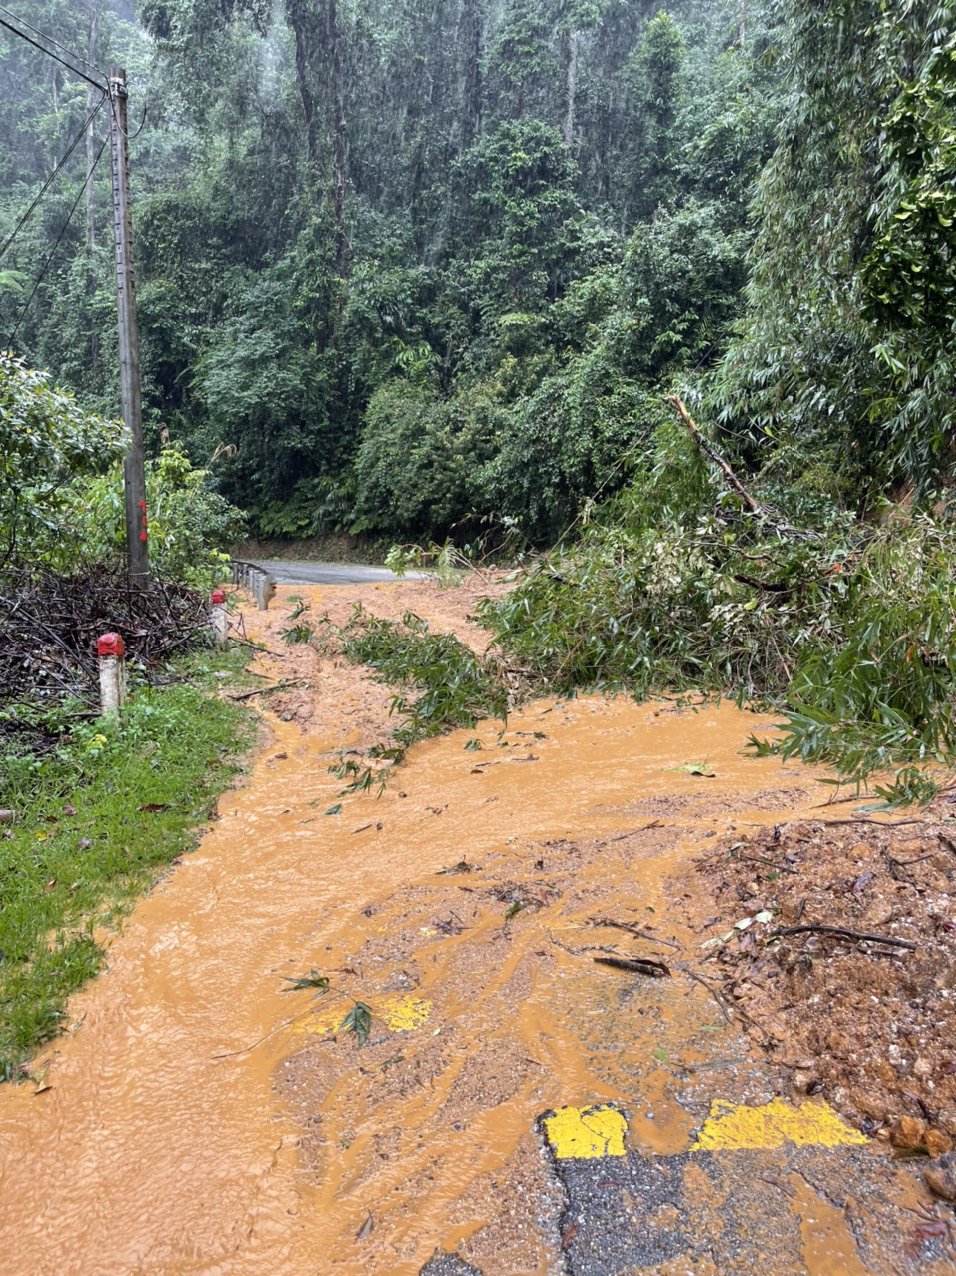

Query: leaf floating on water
[355,1213,374,1240]
[464,738,482,751]
[668,762,716,778]
[325,803,342,816]
[340,1001,373,1046]
[282,970,330,998]
[436,860,473,875]
[594,955,671,978]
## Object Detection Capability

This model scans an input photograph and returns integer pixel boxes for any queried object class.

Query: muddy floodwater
[0,584,947,1275]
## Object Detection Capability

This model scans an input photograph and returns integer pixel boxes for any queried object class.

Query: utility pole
[108,67,148,581]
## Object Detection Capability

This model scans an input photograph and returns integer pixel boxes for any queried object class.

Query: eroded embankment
[0,582,948,1275]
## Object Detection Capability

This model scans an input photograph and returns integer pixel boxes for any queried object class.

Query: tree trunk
[563,30,579,147]
[287,1,319,168]
[325,0,350,277]
[85,8,99,255]
[738,0,747,47]
[459,0,482,150]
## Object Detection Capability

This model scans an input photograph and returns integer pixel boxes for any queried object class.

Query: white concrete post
[210,588,228,648]
[97,632,127,715]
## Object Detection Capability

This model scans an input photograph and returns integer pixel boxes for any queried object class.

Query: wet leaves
[505,900,527,921]
[325,804,342,816]
[282,970,330,998]
[355,1213,374,1240]
[340,1001,373,1046]
[669,762,716,778]
[436,860,473,875]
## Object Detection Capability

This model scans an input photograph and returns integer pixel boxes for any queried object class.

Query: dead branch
[769,924,917,951]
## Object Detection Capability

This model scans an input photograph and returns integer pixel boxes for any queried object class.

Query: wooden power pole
[108,67,149,581]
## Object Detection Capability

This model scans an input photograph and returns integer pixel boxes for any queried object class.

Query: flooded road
[0,584,947,1274]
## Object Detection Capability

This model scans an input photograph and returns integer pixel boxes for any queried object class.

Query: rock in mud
[924,1151,956,1202]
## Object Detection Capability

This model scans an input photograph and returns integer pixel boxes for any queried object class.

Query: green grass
[0,649,256,1080]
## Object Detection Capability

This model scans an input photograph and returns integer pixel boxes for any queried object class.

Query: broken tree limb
[594,955,671,978]
[666,394,763,514]
[665,395,821,542]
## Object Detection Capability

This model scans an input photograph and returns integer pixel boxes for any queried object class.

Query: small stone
[913,1056,933,1080]
[924,1152,956,1202]
[889,1114,927,1152]
[792,1069,815,1095]
[925,1128,954,1159]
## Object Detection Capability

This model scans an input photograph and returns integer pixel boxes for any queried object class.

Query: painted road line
[292,993,432,1038]
[691,1096,869,1151]
[541,1104,628,1159]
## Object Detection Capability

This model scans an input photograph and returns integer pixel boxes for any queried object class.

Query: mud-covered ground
[688,812,956,1155]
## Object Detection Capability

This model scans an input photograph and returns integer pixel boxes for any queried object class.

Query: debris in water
[594,955,671,978]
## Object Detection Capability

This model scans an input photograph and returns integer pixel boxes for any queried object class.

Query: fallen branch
[769,924,917,951]
[588,916,681,950]
[665,395,820,542]
[227,678,306,701]
[594,955,671,978]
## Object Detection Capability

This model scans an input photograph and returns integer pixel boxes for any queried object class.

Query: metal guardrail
[229,559,276,610]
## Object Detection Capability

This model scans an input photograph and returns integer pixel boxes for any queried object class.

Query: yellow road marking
[691,1098,868,1152]
[294,993,432,1038]
[543,1104,628,1159]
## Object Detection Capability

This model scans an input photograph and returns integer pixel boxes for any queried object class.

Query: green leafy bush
[482,414,956,796]
[0,352,126,565]
[69,444,246,587]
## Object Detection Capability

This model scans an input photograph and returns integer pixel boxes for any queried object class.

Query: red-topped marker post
[97,632,127,715]
[210,589,228,648]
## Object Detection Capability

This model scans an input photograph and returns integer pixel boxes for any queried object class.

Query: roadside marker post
[97,633,127,715]
[210,589,228,648]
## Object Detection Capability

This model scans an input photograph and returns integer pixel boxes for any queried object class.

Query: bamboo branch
[665,395,821,542]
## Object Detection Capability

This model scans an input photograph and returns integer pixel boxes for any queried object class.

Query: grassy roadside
[0,650,257,1081]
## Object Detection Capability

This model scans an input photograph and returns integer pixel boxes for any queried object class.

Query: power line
[0,92,107,264]
[0,9,107,91]
[6,131,109,345]
[0,4,108,84]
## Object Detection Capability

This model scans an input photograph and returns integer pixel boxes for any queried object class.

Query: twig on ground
[769,924,917,951]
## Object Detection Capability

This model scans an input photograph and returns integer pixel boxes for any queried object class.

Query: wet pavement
[254,559,428,585]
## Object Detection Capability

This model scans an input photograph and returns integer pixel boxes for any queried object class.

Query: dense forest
[4,0,956,796]
[2,0,779,542]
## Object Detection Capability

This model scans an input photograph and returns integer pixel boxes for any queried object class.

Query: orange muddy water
[0,584,938,1274]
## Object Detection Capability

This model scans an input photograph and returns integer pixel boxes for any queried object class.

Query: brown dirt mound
[686,808,956,1154]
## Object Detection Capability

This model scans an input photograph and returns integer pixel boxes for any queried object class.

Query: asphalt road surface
[253,560,429,586]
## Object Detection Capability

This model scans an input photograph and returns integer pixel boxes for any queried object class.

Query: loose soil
[686,813,956,1155]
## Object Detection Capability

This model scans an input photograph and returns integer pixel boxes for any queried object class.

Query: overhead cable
[0,91,107,264]
[0,11,107,91]
[6,132,109,345]
[0,3,108,84]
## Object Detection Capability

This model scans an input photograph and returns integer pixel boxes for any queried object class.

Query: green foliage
[70,444,245,586]
[341,605,508,745]
[0,352,126,562]
[483,414,956,794]
[339,1001,373,1046]
[352,384,502,538]
[0,654,253,1079]
[714,0,956,500]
